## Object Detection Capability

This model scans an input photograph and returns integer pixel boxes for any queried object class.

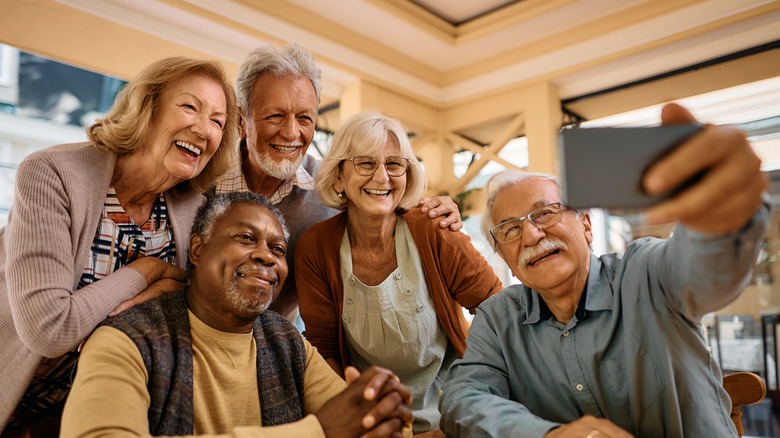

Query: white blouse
[339,216,457,433]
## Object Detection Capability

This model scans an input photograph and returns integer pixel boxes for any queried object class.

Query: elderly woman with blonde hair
[0,56,237,434]
[296,110,503,435]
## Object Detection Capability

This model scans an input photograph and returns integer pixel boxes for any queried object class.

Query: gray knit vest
[100,289,306,434]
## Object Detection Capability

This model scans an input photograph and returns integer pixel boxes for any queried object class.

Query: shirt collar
[268,162,314,204]
[524,253,613,325]
[216,152,315,204]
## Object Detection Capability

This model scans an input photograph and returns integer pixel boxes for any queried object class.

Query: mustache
[234,264,279,285]
[518,237,568,267]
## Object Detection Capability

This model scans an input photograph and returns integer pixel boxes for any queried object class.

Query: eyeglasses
[347,156,411,177]
[490,202,564,244]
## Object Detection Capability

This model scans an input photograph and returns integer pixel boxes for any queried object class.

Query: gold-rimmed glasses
[347,156,411,177]
[490,202,564,244]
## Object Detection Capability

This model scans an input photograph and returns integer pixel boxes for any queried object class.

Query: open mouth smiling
[528,249,560,267]
[271,144,300,154]
[175,140,202,157]
[364,189,391,197]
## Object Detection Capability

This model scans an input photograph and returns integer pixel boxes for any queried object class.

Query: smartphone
[559,124,703,212]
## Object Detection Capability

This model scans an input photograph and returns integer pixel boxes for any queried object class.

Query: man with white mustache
[439,103,771,437]
[215,43,463,325]
[61,191,415,437]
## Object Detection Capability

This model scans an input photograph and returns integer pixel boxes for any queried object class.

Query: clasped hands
[316,365,413,438]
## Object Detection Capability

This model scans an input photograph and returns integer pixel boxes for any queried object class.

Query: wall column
[339,79,380,123]
[522,81,562,175]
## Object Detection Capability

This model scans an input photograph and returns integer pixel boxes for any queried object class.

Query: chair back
[723,371,766,437]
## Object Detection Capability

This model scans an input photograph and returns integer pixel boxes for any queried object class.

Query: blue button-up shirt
[440,201,770,437]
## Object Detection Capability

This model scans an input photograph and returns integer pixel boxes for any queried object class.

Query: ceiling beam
[564,47,780,121]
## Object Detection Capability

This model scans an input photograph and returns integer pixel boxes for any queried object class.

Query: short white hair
[480,170,559,252]
[236,42,321,117]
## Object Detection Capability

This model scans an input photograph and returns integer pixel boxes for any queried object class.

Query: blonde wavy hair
[87,57,238,193]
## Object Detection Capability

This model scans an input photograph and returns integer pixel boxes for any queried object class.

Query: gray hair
[480,170,560,252]
[235,42,322,117]
[187,191,289,277]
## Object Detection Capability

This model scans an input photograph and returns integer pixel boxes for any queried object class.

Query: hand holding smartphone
[559,124,703,212]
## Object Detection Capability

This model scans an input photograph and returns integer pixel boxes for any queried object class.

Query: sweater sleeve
[6,153,149,357]
[295,227,342,365]
[61,328,347,438]
[301,339,347,413]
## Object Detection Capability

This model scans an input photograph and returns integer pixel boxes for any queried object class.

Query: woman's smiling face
[336,135,408,220]
[140,74,227,185]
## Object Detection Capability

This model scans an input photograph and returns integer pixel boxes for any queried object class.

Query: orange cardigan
[295,207,504,373]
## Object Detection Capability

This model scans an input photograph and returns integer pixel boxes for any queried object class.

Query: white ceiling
[55,0,780,108]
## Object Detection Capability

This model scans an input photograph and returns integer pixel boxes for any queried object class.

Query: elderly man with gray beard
[439,103,771,438]
[215,43,462,327]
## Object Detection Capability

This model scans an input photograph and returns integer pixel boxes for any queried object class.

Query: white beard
[252,147,305,180]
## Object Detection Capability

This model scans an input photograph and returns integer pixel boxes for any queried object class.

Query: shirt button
[563,331,570,336]
[349,276,356,285]
[416,304,424,312]
[346,297,354,304]
[405,289,413,296]
[394,272,402,280]
[576,384,583,391]
[343,315,350,324]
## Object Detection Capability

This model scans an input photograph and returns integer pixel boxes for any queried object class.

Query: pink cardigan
[0,142,203,429]
[295,208,504,372]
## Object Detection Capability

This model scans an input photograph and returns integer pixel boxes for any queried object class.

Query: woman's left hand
[418,196,463,231]
[109,277,186,316]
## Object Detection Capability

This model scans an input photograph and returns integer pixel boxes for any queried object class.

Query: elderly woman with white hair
[295,110,503,435]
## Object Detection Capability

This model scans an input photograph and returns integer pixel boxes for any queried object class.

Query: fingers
[316,366,411,438]
[360,417,407,438]
[643,124,738,196]
[373,375,412,405]
[546,416,633,438]
[109,278,185,316]
[660,102,696,125]
[416,197,431,207]
[361,391,413,430]
[649,168,766,234]
[110,298,139,316]
[360,366,396,401]
[128,257,186,283]
[166,266,187,281]
[345,365,361,386]
[643,122,766,234]
[419,195,463,230]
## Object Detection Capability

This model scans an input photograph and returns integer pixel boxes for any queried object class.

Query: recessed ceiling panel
[408,0,522,25]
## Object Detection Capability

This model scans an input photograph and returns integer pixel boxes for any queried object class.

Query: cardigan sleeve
[6,152,149,358]
[406,208,504,313]
[439,223,504,312]
[295,224,343,365]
